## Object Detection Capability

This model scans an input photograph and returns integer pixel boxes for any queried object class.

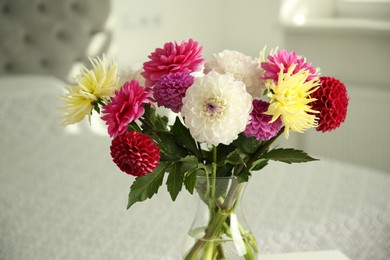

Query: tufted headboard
[0,0,111,81]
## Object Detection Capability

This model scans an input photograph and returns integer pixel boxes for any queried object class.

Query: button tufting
[0,0,111,81]
[74,56,84,63]
[70,2,84,14]
[40,58,49,68]
[2,3,10,14]
[4,62,13,72]
[89,30,99,37]
[56,30,70,41]
[37,2,47,14]
[70,2,79,10]
[23,33,33,45]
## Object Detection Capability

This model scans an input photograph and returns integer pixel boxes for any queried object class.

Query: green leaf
[92,101,100,114]
[180,155,199,164]
[179,156,200,194]
[171,117,200,157]
[250,159,269,171]
[216,144,235,161]
[225,150,246,165]
[183,168,198,194]
[180,156,199,173]
[127,162,169,209]
[128,121,142,132]
[142,105,169,131]
[166,162,184,201]
[156,115,169,130]
[153,131,187,161]
[236,170,251,183]
[233,134,262,154]
[216,163,234,178]
[261,148,318,164]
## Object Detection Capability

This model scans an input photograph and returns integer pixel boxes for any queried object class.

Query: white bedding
[1,75,389,260]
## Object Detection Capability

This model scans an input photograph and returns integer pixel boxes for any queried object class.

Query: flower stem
[184,209,229,260]
[245,126,285,170]
[184,179,245,259]
[211,146,217,214]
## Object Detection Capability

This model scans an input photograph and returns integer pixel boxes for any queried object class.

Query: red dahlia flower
[101,80,153,138]
[261,49,318,83]
[142,39,204,87]
[310,76,349,132]
[110,131,160,177]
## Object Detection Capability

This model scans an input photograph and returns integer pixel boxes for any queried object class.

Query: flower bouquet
[61,39,349,259]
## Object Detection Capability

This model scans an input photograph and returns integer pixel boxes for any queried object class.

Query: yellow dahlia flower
[265,65,319,138]
[61,56,119,126]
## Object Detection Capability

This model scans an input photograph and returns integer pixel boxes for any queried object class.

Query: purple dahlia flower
[244,99,282,140]
[153,72,194,113]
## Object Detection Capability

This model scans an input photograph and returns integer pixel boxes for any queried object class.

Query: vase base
[183,228,258,260]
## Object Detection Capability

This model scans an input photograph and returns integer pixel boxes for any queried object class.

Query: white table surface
[260,250,350,260]
[1,76,389,260]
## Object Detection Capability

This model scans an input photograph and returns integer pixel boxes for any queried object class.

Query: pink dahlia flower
[154,72,194,113]
[261,49,318,83]
[244,100,282,140]
[110,131,160,177]
[101,80,153,138]
[142,39,204,87]
[310,76,349,132]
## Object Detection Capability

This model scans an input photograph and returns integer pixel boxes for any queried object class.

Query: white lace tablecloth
[1,76,389,260]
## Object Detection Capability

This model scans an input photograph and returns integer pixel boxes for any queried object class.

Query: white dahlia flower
[181,71,252,145]
[204,50,264,98]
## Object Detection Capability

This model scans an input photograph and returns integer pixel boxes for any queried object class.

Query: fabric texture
[0,0,111,81]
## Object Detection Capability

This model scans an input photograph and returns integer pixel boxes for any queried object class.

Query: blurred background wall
[279,0,390,173]
[109,0,390,173]
[109,0,283,66]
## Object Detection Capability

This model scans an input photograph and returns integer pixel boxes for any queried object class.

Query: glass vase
[182,174,258,260]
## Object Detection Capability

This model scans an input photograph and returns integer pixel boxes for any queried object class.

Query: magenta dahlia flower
[141,39,204,88]
[310,76,349,132]
[101,80,153,138]
[110,131,160,177]
[244,100,282,140]
[153,72,194,113]
[261,49,318,83]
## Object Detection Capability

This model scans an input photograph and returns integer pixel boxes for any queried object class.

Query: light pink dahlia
[261,49,318,83]
[141,39,204,88]
[154,72,194,113]
[110,131,160,177]
[101,80,153,138]
[244,100,282,140]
